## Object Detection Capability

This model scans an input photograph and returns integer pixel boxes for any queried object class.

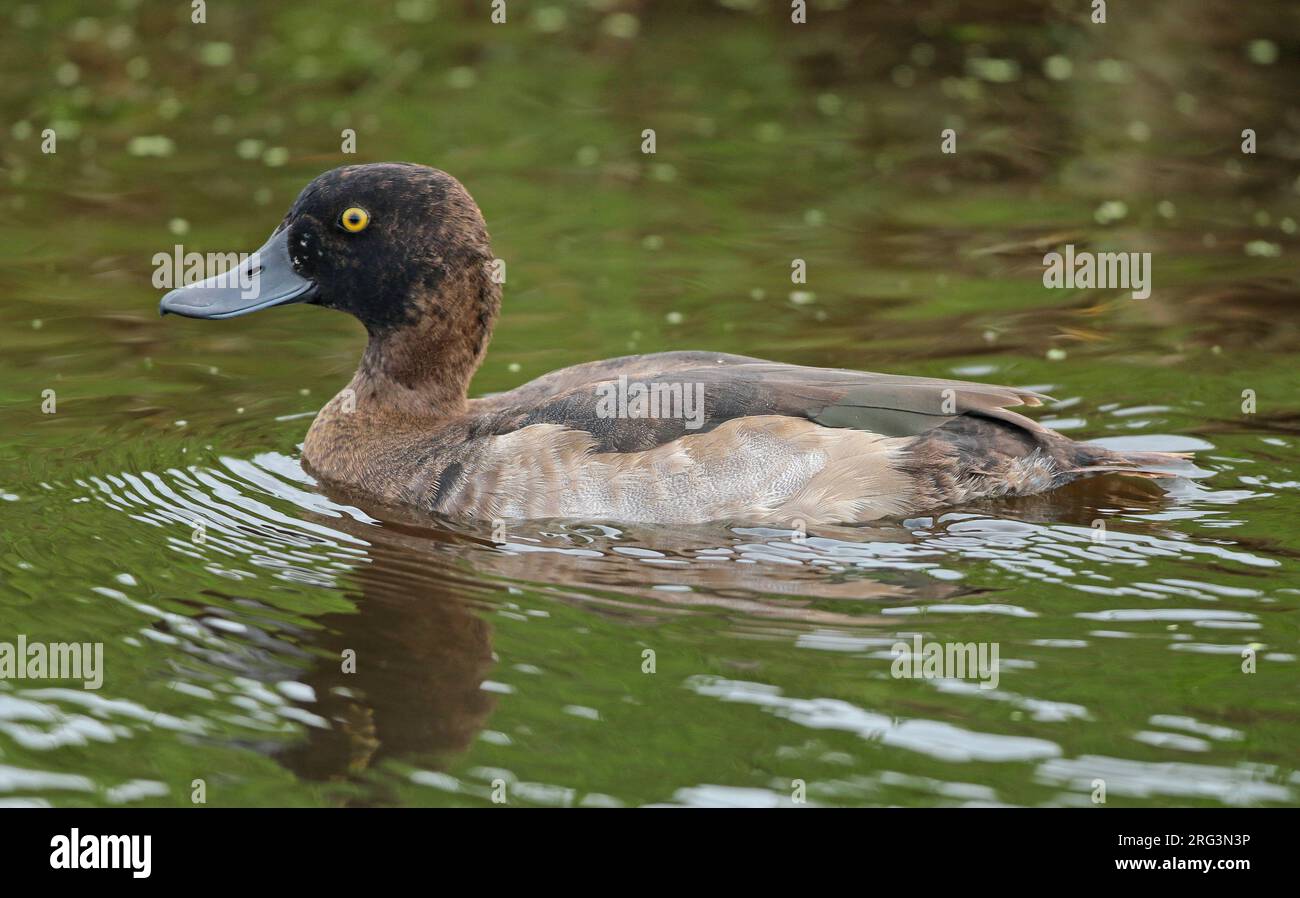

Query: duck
[160,162,1185,525]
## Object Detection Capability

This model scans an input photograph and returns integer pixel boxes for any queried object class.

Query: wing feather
[469,351,1050,451]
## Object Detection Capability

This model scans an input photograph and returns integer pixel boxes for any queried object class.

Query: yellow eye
[339,207,370,233]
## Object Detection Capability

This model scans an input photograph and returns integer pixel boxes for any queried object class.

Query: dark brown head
[159,163,498,333]
[160,163,502,408]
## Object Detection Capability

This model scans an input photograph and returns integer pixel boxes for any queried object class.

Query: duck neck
[349,260,501,421]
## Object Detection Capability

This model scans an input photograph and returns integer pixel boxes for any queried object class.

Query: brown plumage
[160,163,1188,525]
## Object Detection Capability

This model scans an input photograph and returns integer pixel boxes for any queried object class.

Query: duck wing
[470,350,1050,452]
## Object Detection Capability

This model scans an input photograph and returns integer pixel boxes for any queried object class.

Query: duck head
[160,163,501,413]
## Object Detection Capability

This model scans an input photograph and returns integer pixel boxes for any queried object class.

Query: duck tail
[1060,443,1194,480]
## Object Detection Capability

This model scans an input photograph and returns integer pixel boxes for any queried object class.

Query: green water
[0,0,1297,807]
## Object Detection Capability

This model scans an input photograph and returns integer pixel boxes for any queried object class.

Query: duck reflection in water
[266,464,1181,784]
